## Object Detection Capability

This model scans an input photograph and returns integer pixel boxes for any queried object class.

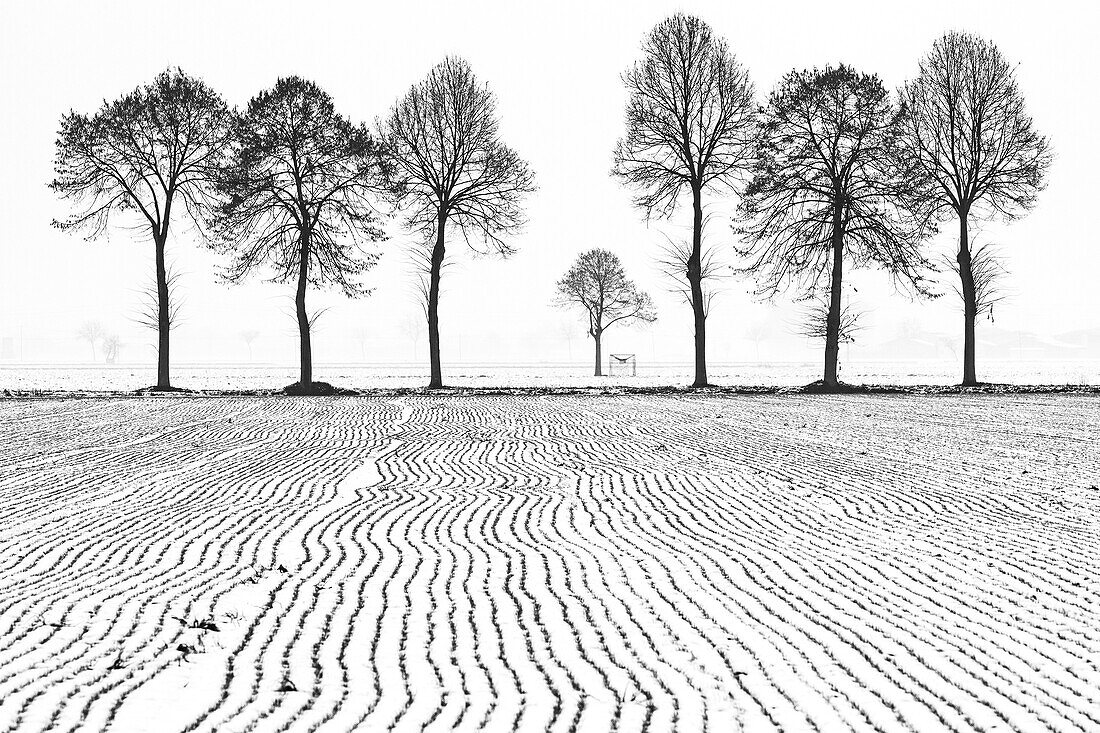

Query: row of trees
[613,15,1050,388]
[52,59,533,392]
[52,18,1049,391]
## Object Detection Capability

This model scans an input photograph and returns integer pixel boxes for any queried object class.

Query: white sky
[0,0,1095,366]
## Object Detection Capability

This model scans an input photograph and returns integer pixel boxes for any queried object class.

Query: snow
[1,393,1098,732]
[4,359,1100,393]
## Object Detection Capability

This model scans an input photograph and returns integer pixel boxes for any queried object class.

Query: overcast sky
[0,0,1095,367]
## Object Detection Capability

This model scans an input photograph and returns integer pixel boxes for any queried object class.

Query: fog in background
[1,0,1097,372]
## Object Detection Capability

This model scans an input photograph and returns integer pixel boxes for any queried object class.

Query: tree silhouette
[381,57,535,389]
[743,322,769,361]
[738,65,933,389]
[239,329,260,362]
[399,315,423,361]
[613,13,755,388]
[77,320,104,362]
[901,31,1051,385]
[102,334,121,364]
[211,77,388,392]
[554,249,657,376]
[51,69,231,390]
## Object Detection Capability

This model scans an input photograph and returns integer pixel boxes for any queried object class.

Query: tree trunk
[296,230,312,388]
[687,184,707,388]
[427,211,447,389]
[823,199,845,388]
[154,233,171,390]
[957,211,978,386]
[593,330,603,377]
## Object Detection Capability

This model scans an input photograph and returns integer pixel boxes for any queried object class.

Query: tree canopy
[212,76,388,296]
[613,13,756,217]
[382,56,535,255]
[738,65,932,298]
[555,249,656,337]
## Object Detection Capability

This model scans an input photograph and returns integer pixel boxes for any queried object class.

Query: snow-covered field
[3,359,1100,392]
[2,393,1098,732]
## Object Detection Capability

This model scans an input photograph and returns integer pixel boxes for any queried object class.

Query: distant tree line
[51,19,1049,391]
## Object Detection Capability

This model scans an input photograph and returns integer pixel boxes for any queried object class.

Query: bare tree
[554,249,657,376]
[901,32,1051,385]
[51,69,231,391]
[102,334,121,364]
[557,319,576,361]
[211,77,388,392]
[381,56,535,389]
[239,329,260,362]
[613,14,755,388]
[738,65,934,389]
[77,320,104,362]
[743,322,769,361]
[399,315,424,361]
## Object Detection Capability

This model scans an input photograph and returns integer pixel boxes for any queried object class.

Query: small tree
[399,315,423,361]
[743,322,769,361]
[51,69,231,390]
[613,13,755,387]
[212,77,388,392]
[103,334,121,364]
[555,249,656,376]
[239,329,260,361]
[796,293,864,345]
[901,32,1051,385]
[738,65,933,389]
[381,57,535,389]
[77,320,105,362]
[946,240,1008,324]
[134,266,183,335]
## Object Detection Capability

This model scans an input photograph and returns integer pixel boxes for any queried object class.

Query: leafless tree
[399,315,424,361]
[557,319,576,361]
[51,69,231,390]
[901,31,1051,385]
[738,65,934,389]
[613,14,755,387]
[102,334,121,364]
[554,249,657,376]
[77,320,105,362]
[239,329,260,361]
[211,77,388,392]
[743,322,769,361]
[381,56,535,389]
